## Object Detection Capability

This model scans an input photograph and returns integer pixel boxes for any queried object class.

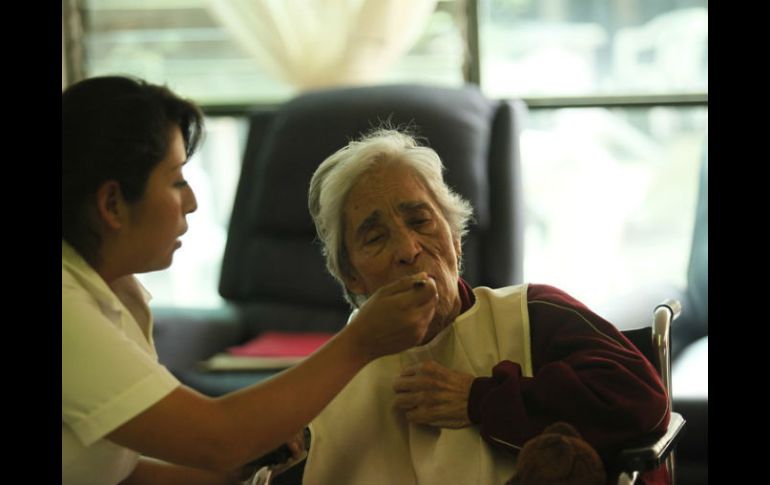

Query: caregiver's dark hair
[62,75,204,266]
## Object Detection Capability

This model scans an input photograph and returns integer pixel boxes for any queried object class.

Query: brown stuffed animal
[506,422,607,485]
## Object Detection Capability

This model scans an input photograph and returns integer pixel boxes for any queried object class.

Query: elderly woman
[304,128,671,485]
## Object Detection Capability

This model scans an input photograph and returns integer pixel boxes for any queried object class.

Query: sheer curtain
[207,0,438,90]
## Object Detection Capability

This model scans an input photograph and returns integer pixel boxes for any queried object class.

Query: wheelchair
[247,299,686,485]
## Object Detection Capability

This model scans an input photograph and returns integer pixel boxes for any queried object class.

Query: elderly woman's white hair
[308,128,474,308]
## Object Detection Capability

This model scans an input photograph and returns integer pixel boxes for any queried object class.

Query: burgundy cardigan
[460,280,670,484]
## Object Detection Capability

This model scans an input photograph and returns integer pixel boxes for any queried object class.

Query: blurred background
[62,0,707,378]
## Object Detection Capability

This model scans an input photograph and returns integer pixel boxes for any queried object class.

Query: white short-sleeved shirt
[62,241,180,485]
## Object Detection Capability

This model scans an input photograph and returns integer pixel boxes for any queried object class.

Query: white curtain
[206,0,438,90]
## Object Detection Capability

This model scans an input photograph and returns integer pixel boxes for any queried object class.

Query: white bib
[305,285,532,485]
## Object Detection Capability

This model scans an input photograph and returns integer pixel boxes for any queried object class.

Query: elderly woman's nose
[393,229,421,264]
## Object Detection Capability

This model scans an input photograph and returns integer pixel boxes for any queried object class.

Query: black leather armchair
[153,84,528,396]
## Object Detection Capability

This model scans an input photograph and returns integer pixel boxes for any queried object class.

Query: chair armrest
[616,412,686,472]
[153,305,245,371]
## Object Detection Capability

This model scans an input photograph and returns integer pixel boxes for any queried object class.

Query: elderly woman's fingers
[393,392,419,410]
[393,375,417,393]
[391,360,475,428]
[393,371,436,394]
[398,365,419,377]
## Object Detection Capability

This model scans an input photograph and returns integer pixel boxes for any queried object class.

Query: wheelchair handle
[654,299,681,320]
[652,299,681,411]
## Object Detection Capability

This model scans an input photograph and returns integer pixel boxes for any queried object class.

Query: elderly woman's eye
[365,234,383,245]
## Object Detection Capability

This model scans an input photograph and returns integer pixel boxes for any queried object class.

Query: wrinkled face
[122,126,198,273]
[342,162,462,343]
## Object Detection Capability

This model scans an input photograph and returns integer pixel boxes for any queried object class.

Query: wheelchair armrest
[616,412,686,472]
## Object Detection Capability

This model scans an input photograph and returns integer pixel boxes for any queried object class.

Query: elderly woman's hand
[347,272,438,360]
[393,360,475,428]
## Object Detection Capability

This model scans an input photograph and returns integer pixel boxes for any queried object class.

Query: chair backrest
[219,84,527,335]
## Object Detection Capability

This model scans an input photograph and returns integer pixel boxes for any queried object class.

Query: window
[479,0,707,97]
[81,0,465,104]
[521,106,706,310]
